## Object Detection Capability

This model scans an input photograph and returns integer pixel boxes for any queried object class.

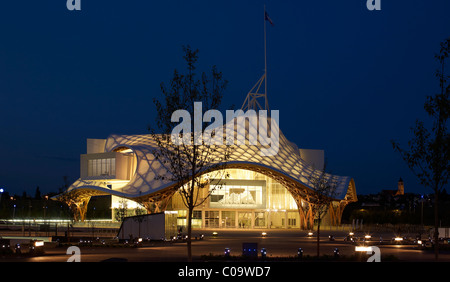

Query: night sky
[1,1,449,196]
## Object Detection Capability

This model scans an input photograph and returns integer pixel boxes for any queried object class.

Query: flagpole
[263,5,269,111]
[264,5,267,105]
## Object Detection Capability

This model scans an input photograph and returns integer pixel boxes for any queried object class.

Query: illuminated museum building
[58,96,357,230]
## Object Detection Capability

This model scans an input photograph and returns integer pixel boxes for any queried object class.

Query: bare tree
[149,45,231,261]
[308,165,339,257]
[391,38,450,261]
[133,207,147,239]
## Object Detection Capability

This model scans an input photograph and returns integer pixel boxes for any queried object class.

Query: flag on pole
[264,11,274,26]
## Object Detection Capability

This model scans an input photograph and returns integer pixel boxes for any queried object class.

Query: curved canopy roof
[63,116,357,203]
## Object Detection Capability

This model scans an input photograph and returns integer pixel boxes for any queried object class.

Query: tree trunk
[187,205,193,262]
[434,190,439,261]
[316,218,320,257]
[187,155,196,262]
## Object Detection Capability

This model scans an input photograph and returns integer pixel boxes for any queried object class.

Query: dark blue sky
[0,1,449,196]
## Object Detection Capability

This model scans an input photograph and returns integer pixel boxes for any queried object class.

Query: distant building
[382,178,405,197]
[396,178,405,196]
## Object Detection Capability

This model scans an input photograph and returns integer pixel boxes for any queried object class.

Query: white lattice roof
[66,116,356,202]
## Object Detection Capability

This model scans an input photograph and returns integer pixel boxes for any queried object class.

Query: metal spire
[241,5,270,113]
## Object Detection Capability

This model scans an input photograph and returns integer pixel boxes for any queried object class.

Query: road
[1,229,450,262]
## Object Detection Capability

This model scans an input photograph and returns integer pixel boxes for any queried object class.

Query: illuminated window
[221,211,236,228]
[254,212,267,228]
[88,158,116,177]
[205,211,219,228]
[176,210,202,228]
[210,181,265,209]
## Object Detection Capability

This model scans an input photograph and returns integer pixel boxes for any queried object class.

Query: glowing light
[34,241,44,247]
[164,211,178,214]
[355,246,372,252]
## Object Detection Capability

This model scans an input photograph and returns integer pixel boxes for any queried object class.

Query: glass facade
[221,211,236,228]
[210,180,265,209]
[204,211,220,228]
[167,168,301,229]
[88,158,116,177]
[176,210,202,228]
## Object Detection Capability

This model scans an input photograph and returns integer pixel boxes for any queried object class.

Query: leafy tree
[149,45,231,261]
[391,38,450,260]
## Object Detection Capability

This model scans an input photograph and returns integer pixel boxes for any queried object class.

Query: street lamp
[0,188,4,205]
[421,194,424,226]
